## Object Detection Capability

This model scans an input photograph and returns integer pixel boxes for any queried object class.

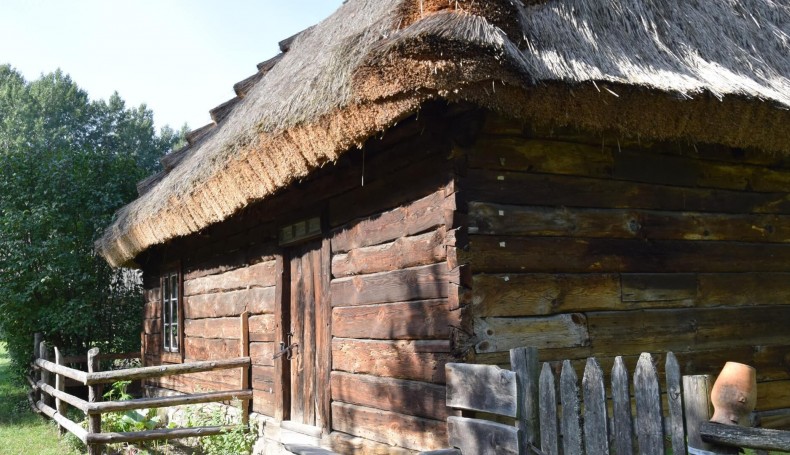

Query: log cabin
[97,0,790,453]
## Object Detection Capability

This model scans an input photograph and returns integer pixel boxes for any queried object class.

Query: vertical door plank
[634,353,664,455]
[583,357,609,454]
[316,237,332,433]
[275,253,291,421]
[301,247,317,426]
[666,352,686,455]
[611,356,634,455]
[291,253,305,423]
[510,347,539,454]
[538,363,559,455]
[560,360,583,454]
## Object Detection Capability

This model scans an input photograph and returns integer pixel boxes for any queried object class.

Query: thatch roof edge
[98,0,790,267]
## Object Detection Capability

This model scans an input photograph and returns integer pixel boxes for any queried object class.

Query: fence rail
[28,312,253,455]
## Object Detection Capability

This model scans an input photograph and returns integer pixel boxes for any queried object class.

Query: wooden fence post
[240,311,250,426]
[33,333,42,403]
[510,347,539,455]
[634,353,663,455]
[683,375,737,455]
[40,341,52,407]
[54,346,65,436]
[87,347,103,455]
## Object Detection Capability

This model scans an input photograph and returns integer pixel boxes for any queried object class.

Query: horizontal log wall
[143,240,279,416]
[138,105,472,452]
[328,182,459,452]
[462,114,790,422]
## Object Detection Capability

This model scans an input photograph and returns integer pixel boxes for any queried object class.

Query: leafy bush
[183,401,255,455]
[103,380,161,435]
[0,65,186,376]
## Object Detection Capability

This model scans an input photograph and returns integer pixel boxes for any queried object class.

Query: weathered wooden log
[468,202,790,243]
[332,402,447,451]
[331,189,449,254]
[447,416,519,455]
[34,358,89,384]
[331,228,446,278]
[446,363,517,417]
[465,135,790,192]
[84,357,250,385]
[462,235,790,274]
[472,273,620,317]
[87,389,252,414]
[700,421,790,451]
[330,263,449,307]
[464,168,789,215]
[37,400,88,443]
[331,371,448,421]
[587,307,790,356]
[332,339,451,384]
[332,299,456,340]
[329,430,414,455]
[184,260,276,296]
[582,357,609,454]
[473,314,589,354]
[85,425,241,444]
[185,287,275,319]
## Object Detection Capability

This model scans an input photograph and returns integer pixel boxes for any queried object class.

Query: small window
[162,270,181,353]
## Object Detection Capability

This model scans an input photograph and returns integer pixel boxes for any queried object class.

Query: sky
[0,0,345,130]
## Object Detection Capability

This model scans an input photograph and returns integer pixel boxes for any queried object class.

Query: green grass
[0,342,81,455]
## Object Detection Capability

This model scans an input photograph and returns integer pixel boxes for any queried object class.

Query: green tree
[0,65,183,373]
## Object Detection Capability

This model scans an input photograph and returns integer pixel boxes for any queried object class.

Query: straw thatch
[98,0,790,267]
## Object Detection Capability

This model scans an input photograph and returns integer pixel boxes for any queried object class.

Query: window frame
[160,264,184,363]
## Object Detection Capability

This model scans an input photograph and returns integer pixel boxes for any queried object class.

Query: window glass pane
[172,323,179,350]
[171,275,178,301]
[163,277,170,321]
[164,324,171,349]
[172,277,179,323]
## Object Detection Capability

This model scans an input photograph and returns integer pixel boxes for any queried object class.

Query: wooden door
[287,239,330,429]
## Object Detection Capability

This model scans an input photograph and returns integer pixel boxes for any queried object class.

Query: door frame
[274,237,332,434]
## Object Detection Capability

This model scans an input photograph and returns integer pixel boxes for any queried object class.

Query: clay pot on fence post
[710,362,757,426]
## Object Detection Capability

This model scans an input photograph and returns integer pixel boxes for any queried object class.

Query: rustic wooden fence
[421,347,790,455]
[28,312,253,455]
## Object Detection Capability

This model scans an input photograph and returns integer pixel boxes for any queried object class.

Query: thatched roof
[98,0,790,267]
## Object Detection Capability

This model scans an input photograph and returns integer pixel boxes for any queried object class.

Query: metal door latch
[273,333,298,360]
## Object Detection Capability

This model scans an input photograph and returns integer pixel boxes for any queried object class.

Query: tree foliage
[0,65,184,373]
